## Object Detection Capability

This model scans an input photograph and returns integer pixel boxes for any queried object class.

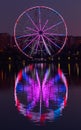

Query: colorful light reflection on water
[14,63,68,124]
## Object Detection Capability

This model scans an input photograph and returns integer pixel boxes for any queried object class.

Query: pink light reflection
[14,63,68,124]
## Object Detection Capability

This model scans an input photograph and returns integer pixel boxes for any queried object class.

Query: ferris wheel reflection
[14,63,68,125]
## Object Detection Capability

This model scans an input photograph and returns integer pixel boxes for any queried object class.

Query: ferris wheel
[14,6,67,59]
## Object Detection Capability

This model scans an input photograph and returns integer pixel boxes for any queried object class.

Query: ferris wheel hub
[39,30,43,35]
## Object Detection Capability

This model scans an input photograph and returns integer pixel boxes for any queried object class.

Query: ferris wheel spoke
[23,37,31,43]
[30,42,37,55]
[41,36,51,55]
[23,35,38,50]
[44,32,65,36]
[42,19,48,30]
[35,36,40,53]
[47,41,55,53]
[43,34,60,49]
[38,7,42,30]
[44,21,63,32]
[39,41,44,53]
[30,36,39,55]
[25,26,38,32]
[26,13,39,31]
[16,33,38,39]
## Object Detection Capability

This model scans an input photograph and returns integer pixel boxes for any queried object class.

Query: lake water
[0,61,81,130]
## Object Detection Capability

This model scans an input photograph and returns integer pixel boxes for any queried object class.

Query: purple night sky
[0,0,81,36]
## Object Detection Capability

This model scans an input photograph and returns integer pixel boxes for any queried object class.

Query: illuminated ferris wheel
[14,6,67,59]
